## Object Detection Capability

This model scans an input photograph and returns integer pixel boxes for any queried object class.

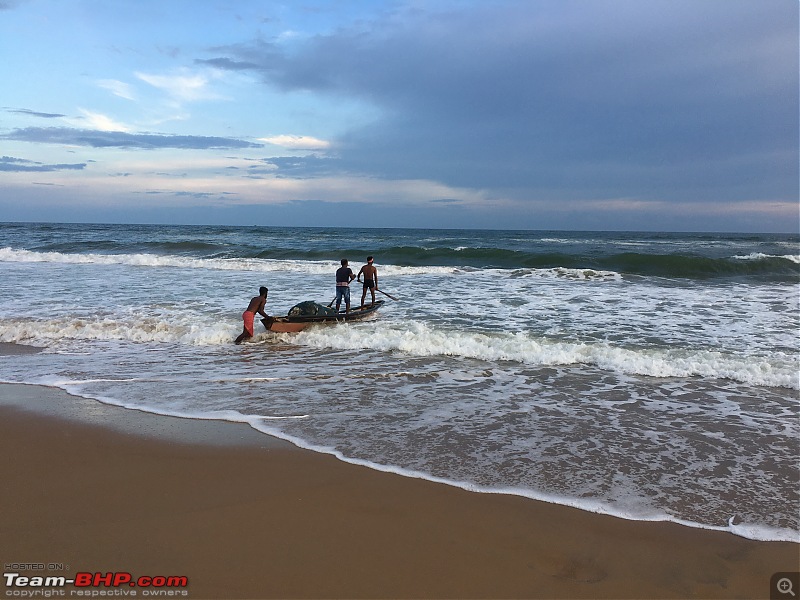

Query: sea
[1,222,798,542]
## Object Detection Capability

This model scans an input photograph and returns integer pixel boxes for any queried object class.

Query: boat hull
[262,300,384,333]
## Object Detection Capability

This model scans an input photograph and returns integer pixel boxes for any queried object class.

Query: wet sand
[0,381,797,599]
[0,341,42,355]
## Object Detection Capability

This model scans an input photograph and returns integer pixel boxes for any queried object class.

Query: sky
[0,0,798,232]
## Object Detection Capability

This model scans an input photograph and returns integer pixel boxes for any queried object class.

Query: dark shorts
[335,286,350,305]
[362,278,376,290]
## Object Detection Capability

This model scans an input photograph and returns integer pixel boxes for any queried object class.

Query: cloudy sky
[1,0,797,231]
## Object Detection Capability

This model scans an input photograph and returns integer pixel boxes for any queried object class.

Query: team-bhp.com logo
[4,571,189,597]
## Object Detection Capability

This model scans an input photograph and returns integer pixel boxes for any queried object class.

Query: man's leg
[236,312,254,344]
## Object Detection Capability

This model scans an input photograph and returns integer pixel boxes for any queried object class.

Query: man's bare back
[357,256,378,308]
[246,294,268,316]
[359,264,377,280]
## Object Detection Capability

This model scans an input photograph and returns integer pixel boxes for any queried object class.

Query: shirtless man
[235,286,268,344]
[357,256,378,308]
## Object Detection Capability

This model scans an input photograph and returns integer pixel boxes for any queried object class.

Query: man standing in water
[357,256,378,308]
[235,286,268,344]
[335,259,355,313]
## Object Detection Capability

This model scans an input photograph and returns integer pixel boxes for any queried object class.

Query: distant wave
[33,240,227,255]
[254,246,800,278]
[595,251,799,279]
[2,245,798,280]
[0,247,457,276]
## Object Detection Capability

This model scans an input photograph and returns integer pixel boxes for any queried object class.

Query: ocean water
[1,222,798,542]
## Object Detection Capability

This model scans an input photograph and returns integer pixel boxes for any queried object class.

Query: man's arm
[356,266,364,282]
[257,297,268,318]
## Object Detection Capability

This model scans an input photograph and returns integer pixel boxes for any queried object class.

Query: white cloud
[74,109,132,132]
[135,70,223,103]
[258,134,331,150]
[97,79,136,101]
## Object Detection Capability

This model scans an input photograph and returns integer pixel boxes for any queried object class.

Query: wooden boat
[262,300,385,333]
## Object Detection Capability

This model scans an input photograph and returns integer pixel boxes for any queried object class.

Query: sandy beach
[0,377,796,600]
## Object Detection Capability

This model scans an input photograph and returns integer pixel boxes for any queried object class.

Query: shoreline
[1,381,797,599]
[2,374,795,544]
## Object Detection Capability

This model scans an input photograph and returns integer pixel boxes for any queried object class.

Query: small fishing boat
[262,300,385,333]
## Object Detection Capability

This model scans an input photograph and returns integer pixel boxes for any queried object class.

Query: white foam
[510,267,622,280]
[0,316,236,346]
[50,382,309,423]
[296,322,799,389]
[732,252,800,263]
[2,314,796,389]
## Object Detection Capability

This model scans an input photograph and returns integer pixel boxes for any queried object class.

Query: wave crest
[297,322,798,389]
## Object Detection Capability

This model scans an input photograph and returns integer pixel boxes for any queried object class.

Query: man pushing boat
[235,286,269,344]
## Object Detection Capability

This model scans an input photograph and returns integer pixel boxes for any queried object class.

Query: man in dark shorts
[357,256,378,308]
[235,286,268,344]
[335,259,355,313]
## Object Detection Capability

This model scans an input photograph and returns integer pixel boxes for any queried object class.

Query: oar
[376,288,398,301]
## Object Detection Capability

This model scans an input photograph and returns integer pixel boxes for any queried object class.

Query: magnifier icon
[778,578,796,597]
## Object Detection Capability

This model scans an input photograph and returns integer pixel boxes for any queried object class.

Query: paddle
[375,288,398,301]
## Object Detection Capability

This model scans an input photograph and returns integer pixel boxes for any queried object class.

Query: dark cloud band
[1,127,263,150]
[0,156,85,172]
[6,108,66,119]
